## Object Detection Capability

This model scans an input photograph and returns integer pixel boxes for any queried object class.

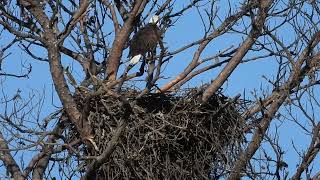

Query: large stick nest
[74,88,244,179]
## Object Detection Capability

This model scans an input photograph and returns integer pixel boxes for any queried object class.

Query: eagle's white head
[149,15,160,26]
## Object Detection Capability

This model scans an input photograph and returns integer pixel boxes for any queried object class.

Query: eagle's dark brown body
[128,23,162,58]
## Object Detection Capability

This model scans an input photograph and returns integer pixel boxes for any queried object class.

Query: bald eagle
[128,15,162,65]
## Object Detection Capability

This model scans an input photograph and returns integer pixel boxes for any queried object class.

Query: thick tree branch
[82,91,132,180]
[0,131,24,180]
[291,123,320,180]
[159,3,254,93]
[28,119,66,180]
[58,0,90,43]
[227,32,320,179]
[202,1,273,102]
[82,120,127,180]
[46,36,93,143]
[105,0,146,81]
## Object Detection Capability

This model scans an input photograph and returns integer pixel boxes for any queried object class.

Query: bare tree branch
[228,31,320,179]
[202,1,273,102]
[0,131,24,180]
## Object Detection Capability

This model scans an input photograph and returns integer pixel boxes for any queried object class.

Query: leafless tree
[1,0,320,179]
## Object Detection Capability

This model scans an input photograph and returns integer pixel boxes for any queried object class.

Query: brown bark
[82,120,127,180]
[30,120,66,180]
[82,91,132,180]
[0,131,24,180]
[1,1,320,179]
[291,123,320,180]
[202,1,273,102]
[227,32,320,179]
[105,0,146,81]
[159,2,254,93]
[22,0,95,146]
[46,36,92,141]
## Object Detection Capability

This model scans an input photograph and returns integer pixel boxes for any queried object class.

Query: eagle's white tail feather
[129,54,142,65]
